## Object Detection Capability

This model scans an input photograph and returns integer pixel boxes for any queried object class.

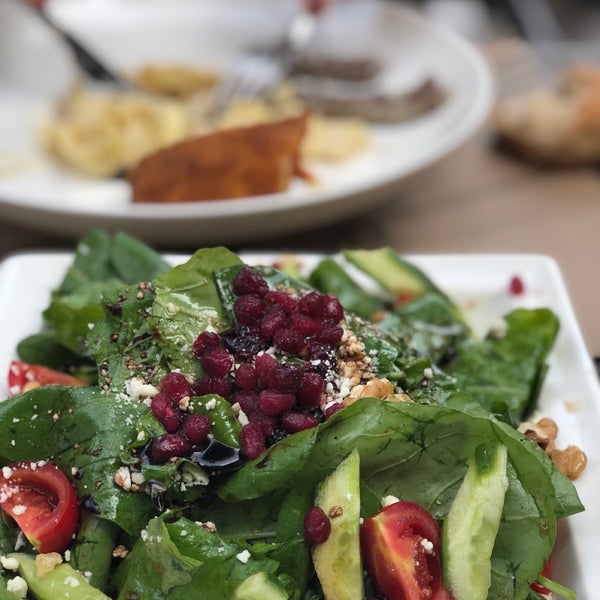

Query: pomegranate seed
[257,389,296,416]
[221,325,263,360]
[297,372,324,409]
[193,376,232,397]
[509,275,525,295]
[233,390,258,415]
[304,506,331,545]
[201,347,233,377]
[273,328,305,354]
[314,325,344,348]
[248,411,276,436]
[240,422,266,459]
[290,312,323,336]
[234,295,265,325]
[260,305,288,339]
[235,363,258,390]
[281,411,319,433]
[324,402,344,418]
[182,413,211,444]
[321,294,344,324]
[255,353,278,386]
[159,371,192,402]
[233,267,269,297]
[151,434,192,463]
[298,291,324,318]
[192,331,221,358]
[151,393,181,432]
[265,290,297,314]
[269,363,302,394]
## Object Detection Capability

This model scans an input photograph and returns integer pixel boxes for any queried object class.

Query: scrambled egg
[42,65,370,179]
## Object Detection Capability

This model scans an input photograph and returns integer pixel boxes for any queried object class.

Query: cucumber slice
[8,553,110,599]
[233,572,289,600]
[343,248,448,301]
[442,440,509,600]
[312,449,364,600]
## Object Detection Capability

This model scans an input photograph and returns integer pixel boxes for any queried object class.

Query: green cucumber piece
[8,553,110,600]
[343,248,448,301]
[233,572,289,600]
[442,440,509,600]
[312,448,363,600]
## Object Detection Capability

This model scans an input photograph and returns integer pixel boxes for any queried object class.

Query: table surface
[2,38,600,355]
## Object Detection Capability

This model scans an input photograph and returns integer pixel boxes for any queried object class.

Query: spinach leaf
[112,517,300,599]
[86,282,167,393]
[148,248,243,378]
[42,230,170,355]
[0,385,155,535]
[446,308,559,423]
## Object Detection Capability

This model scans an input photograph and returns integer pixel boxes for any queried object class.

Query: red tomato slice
[0,461,79,553]
[360,500,452,600]
[8,360,86,396]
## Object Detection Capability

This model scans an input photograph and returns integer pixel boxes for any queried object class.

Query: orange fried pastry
[130,113,309,203]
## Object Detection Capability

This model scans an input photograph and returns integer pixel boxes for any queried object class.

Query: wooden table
[2,38,600,355]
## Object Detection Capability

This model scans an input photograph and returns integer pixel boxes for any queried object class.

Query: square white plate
[0,251,598,598]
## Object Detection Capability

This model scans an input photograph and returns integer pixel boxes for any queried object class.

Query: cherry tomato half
[0,461,79,553]
[360,500,452,600]
[8,360,86,396]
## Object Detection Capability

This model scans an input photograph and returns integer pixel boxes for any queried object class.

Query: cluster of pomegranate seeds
[146,266,349,466]
[150,371,212,463]
[190,266,348,460]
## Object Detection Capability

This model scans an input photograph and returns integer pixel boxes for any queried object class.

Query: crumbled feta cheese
[236,550,251,564]
[6,575,27,598]
[11,505,26,516]
[381,495,400,508]
[237,408,250,427]
[64,575,80,588]
[0,555,19,571]
[423,367,433,380]
[420,538,434,553]
[125,377,159,402]
[204,398,217,410]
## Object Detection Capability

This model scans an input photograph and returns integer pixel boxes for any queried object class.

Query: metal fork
[208,10,318,116]
[21,0,133,89]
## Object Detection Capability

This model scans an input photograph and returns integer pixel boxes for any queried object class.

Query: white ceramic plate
[0,0,493,246]
[0,251,597,597]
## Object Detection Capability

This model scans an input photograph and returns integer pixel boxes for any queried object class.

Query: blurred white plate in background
[0,0,493,246]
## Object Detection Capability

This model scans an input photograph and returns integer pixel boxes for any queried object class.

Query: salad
[0,229,586,600]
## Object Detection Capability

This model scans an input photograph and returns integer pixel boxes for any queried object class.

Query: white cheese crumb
[11,505,26,516]
[6,575,27,598]
[204,397,217,410]
[423,367,433,380]
[381,495,400,508]
[64,575,80,588]
[2,466,12,479]
[420,538,434,553]
[237,408,250,427]
[125,377,159,402]
[0,555,19,571]
[236,550,252,564]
